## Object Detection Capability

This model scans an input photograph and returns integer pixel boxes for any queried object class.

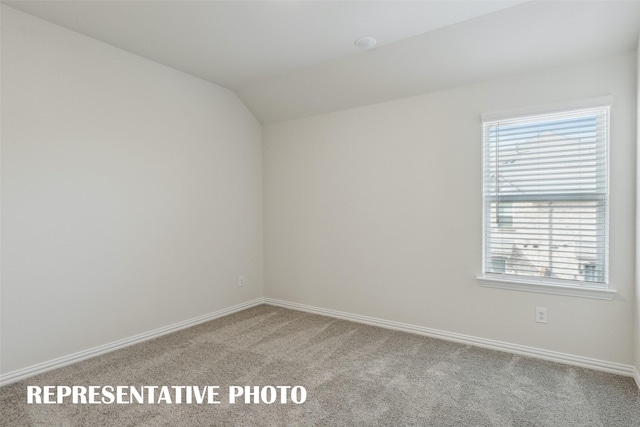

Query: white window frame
[477,97,616,300]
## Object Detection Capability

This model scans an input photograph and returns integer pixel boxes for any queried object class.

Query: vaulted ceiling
[4,1,640,124]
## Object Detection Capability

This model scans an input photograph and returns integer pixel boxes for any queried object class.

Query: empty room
[1,0,640,425]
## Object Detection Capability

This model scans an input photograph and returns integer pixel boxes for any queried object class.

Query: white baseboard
[0,298,265,387]
[4,296,638,391]
[264,298,638,381]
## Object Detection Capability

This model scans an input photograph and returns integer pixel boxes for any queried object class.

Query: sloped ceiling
[3,1,640,124]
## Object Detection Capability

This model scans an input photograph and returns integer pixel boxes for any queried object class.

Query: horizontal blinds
[482,106,609,285]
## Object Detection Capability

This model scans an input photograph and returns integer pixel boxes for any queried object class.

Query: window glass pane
[497,202,513,228]
[489,258,507,274]
[482,105,608,286]
[488,200,605,282]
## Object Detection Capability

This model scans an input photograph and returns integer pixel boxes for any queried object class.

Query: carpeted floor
[1,304,639,426]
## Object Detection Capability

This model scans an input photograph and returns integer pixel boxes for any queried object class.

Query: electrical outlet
[535,307,547,323]
[238,275,245,287]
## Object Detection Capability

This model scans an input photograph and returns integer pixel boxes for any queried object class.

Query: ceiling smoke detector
[354,36,377,50]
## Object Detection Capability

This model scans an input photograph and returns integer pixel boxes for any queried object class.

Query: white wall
[1,6,263,374]
[635,35,640,381]
[264,51,636,365]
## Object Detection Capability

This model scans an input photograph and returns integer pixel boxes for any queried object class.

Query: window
[497,202,513,228]
[582,263,597,282]
[489,257,507,274]
[480,100,610,296]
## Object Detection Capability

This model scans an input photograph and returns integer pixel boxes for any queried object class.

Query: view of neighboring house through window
[482,104,609,286]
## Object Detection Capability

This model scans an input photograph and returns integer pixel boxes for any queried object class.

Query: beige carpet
[1,304,639,426]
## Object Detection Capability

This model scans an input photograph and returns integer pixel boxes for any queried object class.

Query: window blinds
[482,106,609,286]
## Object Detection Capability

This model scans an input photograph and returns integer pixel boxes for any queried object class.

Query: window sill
[477,275,616,300]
